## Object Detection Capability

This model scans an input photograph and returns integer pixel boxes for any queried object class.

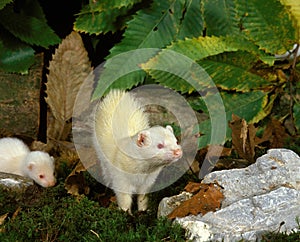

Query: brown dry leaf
[168,183,224,219]
[46,31,93,140]
[0,213,8,225]
[184,182,202,193]
[255,118,289,148]
[64,161,90,196]
[229,114,257,163]
[11,207,22,220]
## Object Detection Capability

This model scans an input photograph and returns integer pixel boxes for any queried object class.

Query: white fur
[94,90,182,212]
[0,137,56,187]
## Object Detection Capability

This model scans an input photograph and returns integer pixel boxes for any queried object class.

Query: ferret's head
[23,151,56,187]
[136,125,182,163]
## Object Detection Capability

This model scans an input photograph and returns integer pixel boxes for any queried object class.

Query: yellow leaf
[280,0,300,39]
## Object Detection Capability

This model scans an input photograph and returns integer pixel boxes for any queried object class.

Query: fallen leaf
[168,183,224,219]
[184,182,202,193]
[11,207,22,220]
[255,118,289,148]
[229,114,257,163]
[0,213,8,225]
[64,161,90,196]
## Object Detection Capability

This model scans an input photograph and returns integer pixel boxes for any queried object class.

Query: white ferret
[0,137,56,187]
[94,90,182,213]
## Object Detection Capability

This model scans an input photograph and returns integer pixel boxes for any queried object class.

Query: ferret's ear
[166,125,174,133]
[27,162,36,171]
[137,131,151,147]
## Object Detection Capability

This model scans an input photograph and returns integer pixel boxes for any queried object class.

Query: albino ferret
[0,137,56,187]
[94,90,182,213]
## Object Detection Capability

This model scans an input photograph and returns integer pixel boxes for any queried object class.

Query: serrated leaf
[19,0,47,23]
[109,0,204,57]
[198,52,270,92]
[222,91,271,124]
[0,0,12,10]
[142,37,270,93]
[74,0,144,34]
[92,49,158,99]
[167,36,241,61]
[0,5,60,48]
[236,0,295,54]
[74,5,129,34]
[46,32,93,124]
[174,0,204,39]
[203,0,241,36]
[141,48,215,93]
[77,0,142,13]
[197,90,273,148]
[0,28,35,74]
[93,0,205,94]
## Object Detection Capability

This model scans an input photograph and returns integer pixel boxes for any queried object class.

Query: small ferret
[0,137,56,187]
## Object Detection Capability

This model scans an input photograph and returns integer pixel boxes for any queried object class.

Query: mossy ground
[0,166,299,241]
[0,172,188,242]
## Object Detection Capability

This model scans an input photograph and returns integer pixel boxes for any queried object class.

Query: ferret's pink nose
[173,148,182,158]
[48,179,56,187]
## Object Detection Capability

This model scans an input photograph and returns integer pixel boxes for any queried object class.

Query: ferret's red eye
[157,143,164,149]
[39,174,44,179]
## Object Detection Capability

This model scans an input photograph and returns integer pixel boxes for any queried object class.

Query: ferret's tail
[94,90,149,153]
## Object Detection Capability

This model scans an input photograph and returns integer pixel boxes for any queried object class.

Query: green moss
[0,179,185,242]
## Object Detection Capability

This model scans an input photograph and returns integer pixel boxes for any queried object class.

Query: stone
[0,172,33,192]
[158,149,300,241]
[157,191,193,217]
[202,149,300,207]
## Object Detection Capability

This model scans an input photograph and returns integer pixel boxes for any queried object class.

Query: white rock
[202,149,300,207]
[159,149,300,241]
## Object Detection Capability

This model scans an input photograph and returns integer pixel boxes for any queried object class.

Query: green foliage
[0,0,60,73]
[86,0,299,149]
[74,0,143,34]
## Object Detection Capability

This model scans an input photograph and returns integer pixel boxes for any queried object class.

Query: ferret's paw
[137,194,148,212]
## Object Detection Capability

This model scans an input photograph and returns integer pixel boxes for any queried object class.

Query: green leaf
[92,49,159,99]
[203,0,241,36]
[94,0,205,96]
[142,36,270,93]
[18,0,48,23]
[109,0,204,57]
[198,52,270,92]
[168,36,240,61]
[236,0,295,54]
[78,0,142,12]
[0,28,35,73]
[280,0,300,40]
[141,48,215,93]
[74,5,130,34]
[175,0,204,39]
[222,91,270,123]
[197,90,273,148]
[0,5,60,48]
[0,0,12,10]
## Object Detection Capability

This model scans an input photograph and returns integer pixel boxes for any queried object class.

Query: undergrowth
[0,176,186,242]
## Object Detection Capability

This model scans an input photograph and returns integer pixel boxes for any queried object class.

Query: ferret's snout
[173,148,183,158]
